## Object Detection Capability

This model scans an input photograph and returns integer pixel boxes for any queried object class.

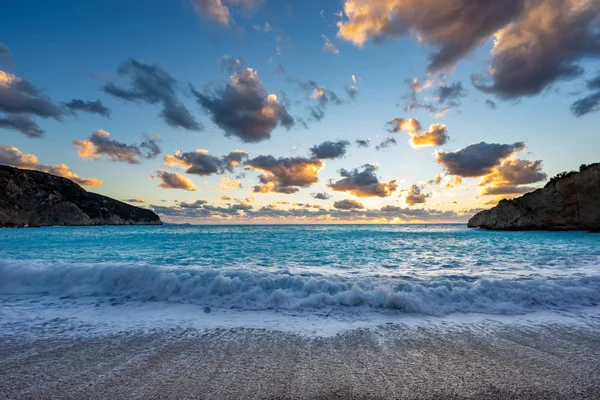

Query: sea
[2,224,600,338]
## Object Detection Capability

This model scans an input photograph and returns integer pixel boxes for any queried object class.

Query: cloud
[0,43,11,59]
[42,164,103,187]
[0,144,102,187]
[327,164,398,197]
[479,159,547,187]
[0,144,39,168]
[298,79,346,123]
[435,142,526,177]
[74,130,162,164]
[191,0,261,26]
[64,99,111,118]
[219,55,245,74]
[472,0,600,99]
[164,149,248,176]
[387,118,449,147]
[375,137,397,151]
[333,199,365,210]
[0,114,44,138]
[403,184,430,205]
[103,59,201,131]
[179,200,208,208]
[571,91,600,117]
[481,185,537,196]
[322,35,340,54]
[126,198,145,203]
[154,170,197,191]
[311,192,332,200]
[485,99,497,109]
[300,80,343,106]
[0,70,63,136]
[219,177,242,191]
[337,0,523,72]
[193,68,293,142]
[337,0,600,100]
[152,201,467,224]
[437,82,467,107]
[247,155,324,194]
[309,140,350,159]
[344,75,359,99]
[355,138,370,148]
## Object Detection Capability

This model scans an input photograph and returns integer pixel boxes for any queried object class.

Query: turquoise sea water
[1,224,600,319]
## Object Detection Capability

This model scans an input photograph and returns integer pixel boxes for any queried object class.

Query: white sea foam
[2,259,600,316]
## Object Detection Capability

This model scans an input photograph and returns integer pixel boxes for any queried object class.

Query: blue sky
[1,0,599,223]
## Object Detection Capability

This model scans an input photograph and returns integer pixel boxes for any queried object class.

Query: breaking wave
[1,259,600,316]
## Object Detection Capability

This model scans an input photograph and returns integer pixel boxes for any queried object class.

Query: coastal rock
[468,163,600,231]
[0,164,161,227]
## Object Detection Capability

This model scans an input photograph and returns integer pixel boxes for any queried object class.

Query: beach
[2,317,600,399]
[1,225,600,399]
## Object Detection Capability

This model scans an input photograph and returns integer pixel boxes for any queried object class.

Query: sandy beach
[2,320,600,400]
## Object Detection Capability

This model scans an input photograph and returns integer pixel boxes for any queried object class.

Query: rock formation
[468,163,600,231]
[0,165,161,227]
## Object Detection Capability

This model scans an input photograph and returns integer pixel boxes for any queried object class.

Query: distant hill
[0,165,161,227]
[468,163,600,231]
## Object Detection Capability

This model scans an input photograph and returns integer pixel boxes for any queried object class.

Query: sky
[1,0,599,224]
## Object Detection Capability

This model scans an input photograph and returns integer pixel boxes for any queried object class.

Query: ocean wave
[1,259,600,316]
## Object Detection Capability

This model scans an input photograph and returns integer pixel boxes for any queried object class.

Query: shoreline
[2,321,600,399]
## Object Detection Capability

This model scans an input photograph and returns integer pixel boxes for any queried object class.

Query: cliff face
[0,165,161,227]
[468,163,600,231]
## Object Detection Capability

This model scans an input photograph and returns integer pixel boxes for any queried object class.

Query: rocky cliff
[0,165,161,227]
[468,163,600,231]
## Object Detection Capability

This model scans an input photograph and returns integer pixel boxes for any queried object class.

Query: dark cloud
[437,82,466,107]
[481,185,537,196]
[587,73,600,91]
[179,200,208,209]
[73,130,162,164]
[435,142,526,177]
[164,149,248,176]
[472,0,600,99]
[327,164,398,198]
[485,99,497,109]
[0,70,63,120]
[309,140,350,159]
[64,99,111,118]
[375,137,397,151]
[0,43,11,59]
[152,200,467,223]
[311,192,332,200]
[571,91,600,117]
[355,138,371,148]
[403,184,429,205]
[339,0,600,101]
[479,159,547,187]
[154,170,197,191]
[126,198,145,203]
[0,114,44,138]
[307,106,326,122]
[338,0,524,72]
[333,199,365,210]
[103,59,201,131]
[193,68,293,142]
[247,155,324,194]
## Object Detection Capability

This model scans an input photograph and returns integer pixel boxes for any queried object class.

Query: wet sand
[2,322,600,399]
